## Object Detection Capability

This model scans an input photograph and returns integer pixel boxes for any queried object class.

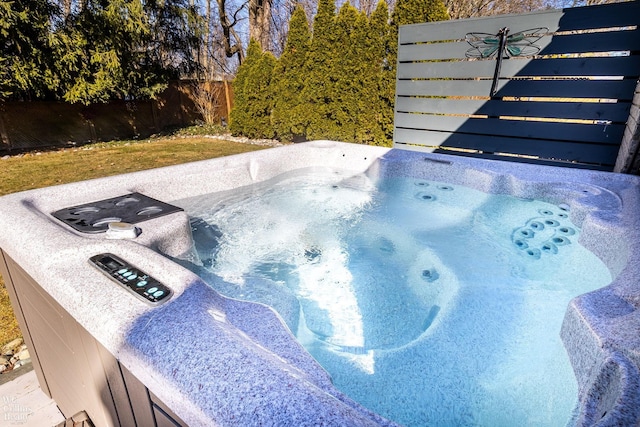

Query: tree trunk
[249,0,272,51]
[62,0,71,17]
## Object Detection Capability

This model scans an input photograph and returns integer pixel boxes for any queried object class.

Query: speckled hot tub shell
[0,141,638,426]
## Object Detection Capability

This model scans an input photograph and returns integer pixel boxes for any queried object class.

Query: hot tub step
[54,411,95,427]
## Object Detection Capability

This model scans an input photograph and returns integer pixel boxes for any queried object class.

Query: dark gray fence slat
[398,56,640,79]
[395,97,631,122]
[553,1,640,32]
[426,149,614,171]
[503,56,640,78]
[394,129,619,166]
[398,36,552,62]
[399,29,637,62]
[398,41,481,62]
[492,79,637,99]
[539,29,639,56]
[396,78,637,99]
[399,10,563,43]
[398,60,521,79]
[398,2,639,44]
[395,113,625,144]
[396,79,508,97]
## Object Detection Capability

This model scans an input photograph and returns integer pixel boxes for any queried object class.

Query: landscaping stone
[1,337,23,356]
[17,348,30,361]
[12,358,30,369]
[202,133,284,147]
[10,346,29,365]
[0,339,31,377]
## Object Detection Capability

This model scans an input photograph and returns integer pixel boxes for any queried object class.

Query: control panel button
[89,253,172,305]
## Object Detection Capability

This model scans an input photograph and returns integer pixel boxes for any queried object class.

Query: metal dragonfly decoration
[465,27,548,97]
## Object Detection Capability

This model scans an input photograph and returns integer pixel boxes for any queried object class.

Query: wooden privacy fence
[0,80,233,154]
[394,1,640,172]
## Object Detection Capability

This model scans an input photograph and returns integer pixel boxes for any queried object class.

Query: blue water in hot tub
[175,167,612,426]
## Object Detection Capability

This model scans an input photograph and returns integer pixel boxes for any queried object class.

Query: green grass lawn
[0,135,273,347]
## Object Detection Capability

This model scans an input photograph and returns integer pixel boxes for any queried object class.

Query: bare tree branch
[216,0,244,62]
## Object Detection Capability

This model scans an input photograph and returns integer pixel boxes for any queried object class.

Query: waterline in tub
[173,166,612,426]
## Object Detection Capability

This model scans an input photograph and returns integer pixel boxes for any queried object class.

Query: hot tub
[0,141,638,426]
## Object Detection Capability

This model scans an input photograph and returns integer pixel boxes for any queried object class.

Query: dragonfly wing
[505,45,523,56]
[507,27,548,43]
[503,27,548,56]
[466,28,547,58]
[465,32,500,58]
[506,45,540,56]
[481,45,500,58]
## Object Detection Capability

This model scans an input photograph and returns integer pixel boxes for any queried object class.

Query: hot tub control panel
[89,253,172,305]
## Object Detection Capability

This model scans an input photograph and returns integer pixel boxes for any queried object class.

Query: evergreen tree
[244,50,277,138]
[271,6,311,141]
[52,0,199,104]
[391,0,450,27]
[1,0,200,103]
[230,39,262,136]
[230,39,276,138]
[146,0,202,78]
[366,0,394,146]
[302,0,336,140]
[0,0,58,100]
[329,2,360,142]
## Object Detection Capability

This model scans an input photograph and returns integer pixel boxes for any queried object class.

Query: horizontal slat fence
[394,1,640,170]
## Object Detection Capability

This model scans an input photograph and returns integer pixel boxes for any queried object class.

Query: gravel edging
[0,338,32,384]
[1,133,288,160]
[201,133,286,147]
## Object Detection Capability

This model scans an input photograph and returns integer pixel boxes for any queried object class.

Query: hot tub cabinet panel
[0,141,639,426]
[0,250,186,427]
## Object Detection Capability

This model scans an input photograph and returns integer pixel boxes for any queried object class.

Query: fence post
[151,99,160,133]
[0,104,11,151]
[224,80,232,120]
[176,82,187,127]
[614,81,640,174]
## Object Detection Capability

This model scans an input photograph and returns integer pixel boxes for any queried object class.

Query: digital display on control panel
[99,255,124,271]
